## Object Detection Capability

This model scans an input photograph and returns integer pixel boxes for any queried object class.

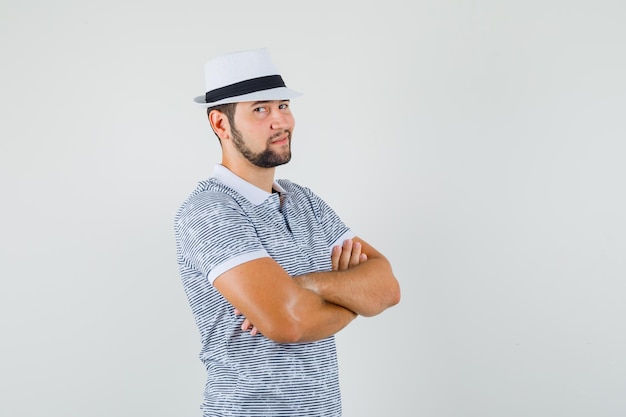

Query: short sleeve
[175,190,269,284]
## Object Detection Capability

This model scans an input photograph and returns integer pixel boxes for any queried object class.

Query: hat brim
[193,86,302,108]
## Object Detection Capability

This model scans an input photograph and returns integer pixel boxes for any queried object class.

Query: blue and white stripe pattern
[175,165,354,417]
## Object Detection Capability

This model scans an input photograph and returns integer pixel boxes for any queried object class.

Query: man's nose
[270,109,290,130]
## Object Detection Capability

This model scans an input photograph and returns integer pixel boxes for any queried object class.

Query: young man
[174,48,400,417]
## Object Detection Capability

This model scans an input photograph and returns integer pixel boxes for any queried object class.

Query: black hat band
[205,75,286,103]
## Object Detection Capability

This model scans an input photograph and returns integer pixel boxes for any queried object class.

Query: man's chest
[249,202,332,276]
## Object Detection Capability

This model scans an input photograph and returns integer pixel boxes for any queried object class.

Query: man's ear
[208,109,230,141]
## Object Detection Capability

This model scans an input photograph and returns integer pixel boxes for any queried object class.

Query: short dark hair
[207,102,237,141]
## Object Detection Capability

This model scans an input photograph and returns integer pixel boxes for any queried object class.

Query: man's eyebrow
[247,99,290,107]
[248,101,269,107]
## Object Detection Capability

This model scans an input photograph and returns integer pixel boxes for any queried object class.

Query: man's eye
[279,103,289,109]
[254,107,266,112]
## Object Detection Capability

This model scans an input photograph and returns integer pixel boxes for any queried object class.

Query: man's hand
[236,307,260,336]
[235,239,367,336]
[331,238,367,271]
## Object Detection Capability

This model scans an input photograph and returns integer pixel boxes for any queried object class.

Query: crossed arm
[213,237,401,344]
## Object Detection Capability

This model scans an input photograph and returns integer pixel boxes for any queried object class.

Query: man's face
[229,100,295,168]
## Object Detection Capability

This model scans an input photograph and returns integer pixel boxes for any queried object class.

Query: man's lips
[270,134,290,145]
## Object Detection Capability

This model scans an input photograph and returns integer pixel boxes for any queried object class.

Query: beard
[230,126,292,168]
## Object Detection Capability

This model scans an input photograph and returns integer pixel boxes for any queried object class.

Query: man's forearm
[296,255,400,317]
[289,294,357,342]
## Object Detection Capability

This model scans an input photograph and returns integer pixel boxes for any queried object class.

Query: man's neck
[221,160,276,193]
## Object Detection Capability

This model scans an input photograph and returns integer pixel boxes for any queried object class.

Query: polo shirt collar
[212,164,286,205]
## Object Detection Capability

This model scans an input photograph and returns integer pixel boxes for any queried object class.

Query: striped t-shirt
[174,164,354,417]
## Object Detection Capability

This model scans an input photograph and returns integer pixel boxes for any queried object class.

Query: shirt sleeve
[175,190,269,284]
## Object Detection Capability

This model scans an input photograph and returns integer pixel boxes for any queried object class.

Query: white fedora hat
[193,48,302,107]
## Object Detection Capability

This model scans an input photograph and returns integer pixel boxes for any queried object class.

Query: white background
[1,1,625,416]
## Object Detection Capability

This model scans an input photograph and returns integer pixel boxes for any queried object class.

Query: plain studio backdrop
[1,1,625,416]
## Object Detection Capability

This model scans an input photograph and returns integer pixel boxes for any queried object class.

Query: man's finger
[339,239,353,270]
[241,318,252,331]
[331,245,341,271]
[350,241,362,266]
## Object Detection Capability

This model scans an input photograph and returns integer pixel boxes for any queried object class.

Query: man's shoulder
[276,178,311,195]
[188,178,238,200]
[176,179,244,220]
[277,179,329,205]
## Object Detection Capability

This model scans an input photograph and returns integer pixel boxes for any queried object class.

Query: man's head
[195,48,300,168]
[208,100,294,168]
